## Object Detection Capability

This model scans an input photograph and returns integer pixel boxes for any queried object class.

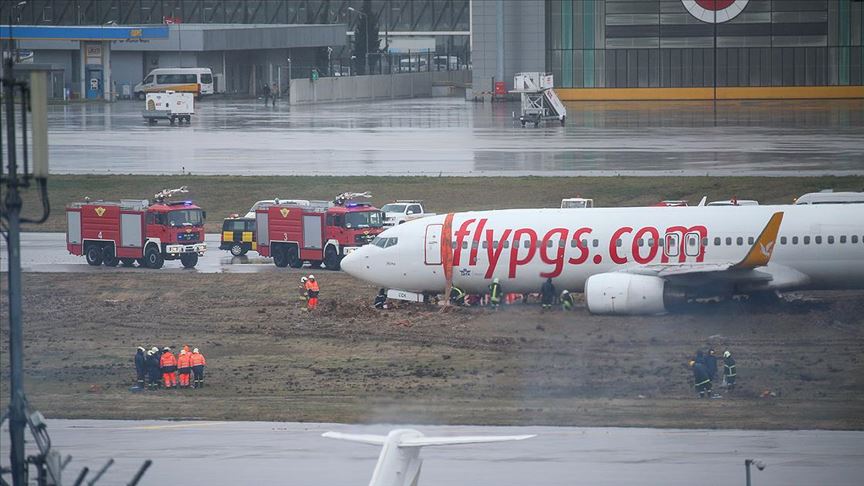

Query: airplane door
[424,224,443,265]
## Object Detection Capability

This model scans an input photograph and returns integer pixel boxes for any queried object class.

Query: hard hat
[193,348,199,353]
[493,277,499,283]
[151,347,158,353]
[562,289,569,294]
[300,277,308,283]
[137,346,145,352]
[180,349,186,354]
[308,274,315,280]
[147,350,153,356]
[688,360,695,367]
[163,346,171,351]
[723,351,731,358]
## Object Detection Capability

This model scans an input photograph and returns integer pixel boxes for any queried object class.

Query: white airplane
[340,205,864,315]
[323,429,534,486]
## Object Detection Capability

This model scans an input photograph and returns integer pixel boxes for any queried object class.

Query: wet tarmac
[1,420,861,485]
[0,233,280,274]
[42,98,864,177]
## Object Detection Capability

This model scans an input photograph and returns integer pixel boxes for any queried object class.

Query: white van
[794,191,864,205]
[134,68,214,99]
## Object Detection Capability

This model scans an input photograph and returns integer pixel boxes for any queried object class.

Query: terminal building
[473,0,864,99]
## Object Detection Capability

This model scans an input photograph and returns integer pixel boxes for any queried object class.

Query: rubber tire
[120,258,136,267]
[230,244,245,257]
[143,246,164,269]
[324,246,341,271]
[180,253,198,269]
[273,247,289,268]
[287,247,303,268]
[102,246,119,267]
[85,245,103,266]
[309,260,323,269]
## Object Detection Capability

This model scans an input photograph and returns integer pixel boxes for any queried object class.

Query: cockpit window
[372,237,398,248]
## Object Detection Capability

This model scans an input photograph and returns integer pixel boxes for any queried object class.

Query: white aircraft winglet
[323,428,535,486]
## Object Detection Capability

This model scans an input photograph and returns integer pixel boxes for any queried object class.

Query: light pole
[745,459,766,486]
[347,6,369,75]
[327,46,333,76]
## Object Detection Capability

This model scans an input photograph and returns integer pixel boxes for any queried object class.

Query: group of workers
[689,348,737,398]
[134,345,207,390]
[445,278,576,311]
[299,275,321,311]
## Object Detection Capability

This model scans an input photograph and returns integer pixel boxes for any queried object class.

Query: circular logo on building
[681,0,749,23]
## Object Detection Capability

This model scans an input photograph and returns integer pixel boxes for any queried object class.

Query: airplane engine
[584,273,669,315]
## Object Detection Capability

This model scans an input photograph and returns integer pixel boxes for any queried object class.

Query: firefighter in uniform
[705,348,719,384]
[488,278,502,310]
[449,285,466,306]
[160,346,178,388]
[299,276,309,303]
[177,349,192,388]
[134,347,146,389]
[690,359,711,398]
[723,350,737,391]
[305,275,320,311]
[560,290,575,311]
[191,348,207,388]
[146,347,161,390]
[374,288,388,309]
[540,278,556,311]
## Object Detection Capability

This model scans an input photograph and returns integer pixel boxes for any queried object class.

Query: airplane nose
[340,248,363,278]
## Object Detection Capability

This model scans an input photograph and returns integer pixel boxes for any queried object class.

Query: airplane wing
[322,431,388,446]
[624,211,784,279]
[397,435,536,448]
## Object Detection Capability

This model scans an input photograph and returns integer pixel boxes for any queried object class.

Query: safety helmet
[137,346,145,352]
[151,347,159,353]
[147,350,153,356]
[688,360,695,367]
[308,274,316,280]
[562,290,569,295]
[163,346,171,351]
[300,276,308,283]
[180,349,186,354]
[723,351,731,358]
[193,348,199,353]
[493,277,499,284]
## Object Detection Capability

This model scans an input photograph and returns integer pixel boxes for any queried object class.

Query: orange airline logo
[95,207,106,217]
[280,208,290,218]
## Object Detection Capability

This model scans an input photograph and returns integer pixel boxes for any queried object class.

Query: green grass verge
[19,174,864,233]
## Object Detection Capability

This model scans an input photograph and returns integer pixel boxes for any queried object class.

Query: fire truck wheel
[144,246,164,269]
[180,253,199,269]
[85,245,103,266]
[229,244,245,257]
[324,247,341,271]
[287,248,303,269]
[273,247,289,268]
[102,247,119,267]
[120,258,136,267]
[309,260,323,269]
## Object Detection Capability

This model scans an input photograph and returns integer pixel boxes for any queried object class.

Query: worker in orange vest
[305,274,320,311]
[159,346,178,388]
[177,349,192,388]
[190,347,207,388]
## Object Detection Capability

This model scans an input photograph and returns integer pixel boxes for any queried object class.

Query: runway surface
[0,233,279,274]
[42,98,864,177]
[1,420,861,485]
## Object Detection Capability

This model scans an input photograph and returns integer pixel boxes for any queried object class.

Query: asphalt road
[0,232,279,274]
[1,420,861,485]
[43,98,864,177]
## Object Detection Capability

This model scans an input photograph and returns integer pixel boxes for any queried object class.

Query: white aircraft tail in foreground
[323,429,535,486]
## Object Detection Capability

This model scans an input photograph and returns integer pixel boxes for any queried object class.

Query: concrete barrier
[289,70,471,105]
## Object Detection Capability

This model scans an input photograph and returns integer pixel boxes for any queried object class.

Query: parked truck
[65,188,207,269]
[381,200,435,226]
[255,200,385,270]
[142,91,194,125]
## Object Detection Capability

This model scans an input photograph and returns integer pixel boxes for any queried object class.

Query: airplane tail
[396,434,535,447]
[321,431,388,446]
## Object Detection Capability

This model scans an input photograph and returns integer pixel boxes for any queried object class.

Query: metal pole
[745,460,752,486]
[4,56,28,486]
[713,8,717,126]
[496,0,504,83]
[364,13,370,75]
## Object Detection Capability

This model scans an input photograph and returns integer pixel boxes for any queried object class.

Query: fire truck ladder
[512,72,567,127]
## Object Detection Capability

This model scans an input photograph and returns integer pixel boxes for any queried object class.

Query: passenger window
[638,239,644,247]
[546,240,553,248]
[581,239,588,248]
[570,239,577,248]
[792,236,799,245]
[462,241,468,249]
[853,236,859,244]
[714,237,721,246]
[503,240,510,248]
[451,241,457,249]
[482,241,488,249]
[664,234,679,257]
[407,205,421,214]
[804,236,810,245]
[748,237,755,245]
[144,75,153,83]
[471,241,478,249]
[593,239,599,248]
[233,221,245,231]
[523,240,530,249]
[736,237,743,246]
[685,232,700,257]
[725,237,732,246]
[840,235,846,244]
[815,236,822,244]
[493,240,499,248]
[780,236,787,245]
[386,238,398,248]
[558,240,565,248]
[828,236,834,244]
[702,237,708,247]
[616,239,622,247]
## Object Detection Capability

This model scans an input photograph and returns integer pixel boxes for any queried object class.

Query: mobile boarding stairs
[512,72,567,127]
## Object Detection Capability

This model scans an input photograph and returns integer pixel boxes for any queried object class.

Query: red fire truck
[255,200,385,270]
[66,191,207,269]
